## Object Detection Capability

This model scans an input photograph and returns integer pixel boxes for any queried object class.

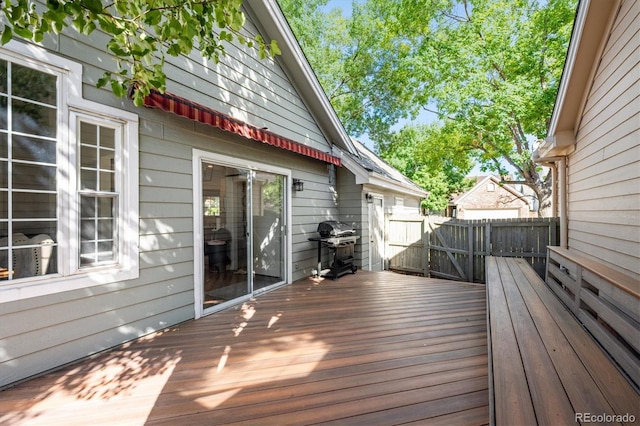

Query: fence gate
[385,214,427,276]
[427,217,478,282]
[387,215,560,283]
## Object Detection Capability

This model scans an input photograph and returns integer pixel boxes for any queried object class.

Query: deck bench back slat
[546,246,640,387]
[486,256,639,425]
[518,259,639,417]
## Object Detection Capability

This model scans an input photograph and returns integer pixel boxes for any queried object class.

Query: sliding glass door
[201,163,250,310]
[252,172,285,291]
[197,152,288,315]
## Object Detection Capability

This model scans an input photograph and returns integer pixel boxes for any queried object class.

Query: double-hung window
[78,118,119,267]
[0,41,138,302]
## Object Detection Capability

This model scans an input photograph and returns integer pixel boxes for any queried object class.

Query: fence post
[468,222,474,282]
[485,221,491,256]
[550,217,558,246]
[423,217,429,277]
[425,217,431,277]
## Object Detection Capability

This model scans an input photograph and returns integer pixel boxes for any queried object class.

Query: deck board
[487,257,640,425]
[0,271,489,425]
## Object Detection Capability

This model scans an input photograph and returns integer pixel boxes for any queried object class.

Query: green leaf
[167,43,181,56]
[214,8,225,25]
[48,0,61,11]
[111,80,125,98]
[96,15,118,34]
[85,21,96,34]
[1,27,13,45]
[96,74,110,88]
[53,20,64,33]
[13,26,33,39]
[177,37,192,53]
[144,10,162,26]
[229,9,245,30]
[80,0,103,14]
[107,39,128,56]
[132,90,145,107]
[72,15,86,33]
[63,2,81,16]
[270,40,281,56]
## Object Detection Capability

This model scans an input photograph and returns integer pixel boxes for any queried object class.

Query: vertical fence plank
[468,223,474,282]
[422,218,429,277]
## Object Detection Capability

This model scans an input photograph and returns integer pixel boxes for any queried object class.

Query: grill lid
[317,220,356,238]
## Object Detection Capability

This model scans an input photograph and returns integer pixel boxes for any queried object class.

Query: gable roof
[534,0,620,161]
[244,0,357,156]
[244,1,427,199]
[338,139,428,198]
[450,176,530,207]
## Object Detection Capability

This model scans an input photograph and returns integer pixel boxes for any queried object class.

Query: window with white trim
[0,57,59,280]
[0,41,138,301]
[78,117,119,267]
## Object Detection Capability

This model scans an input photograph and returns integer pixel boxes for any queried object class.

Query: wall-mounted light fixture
[292,178,304,192]
[366,193,374,204]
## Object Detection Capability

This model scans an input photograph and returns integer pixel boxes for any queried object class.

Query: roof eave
[542,0,620,163]
[368,174,429,198]
[534,131,577,162]
[244,0,358,156]
[338,149,428,198]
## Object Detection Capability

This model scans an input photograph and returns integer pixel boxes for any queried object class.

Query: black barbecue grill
[309,220,359,280]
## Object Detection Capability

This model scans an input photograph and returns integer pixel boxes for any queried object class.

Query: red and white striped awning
[143,91,341,166]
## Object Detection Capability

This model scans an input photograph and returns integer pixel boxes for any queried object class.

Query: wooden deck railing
[545,246,640,388]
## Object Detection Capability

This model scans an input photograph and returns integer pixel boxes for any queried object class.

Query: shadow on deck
[0,271,489,425]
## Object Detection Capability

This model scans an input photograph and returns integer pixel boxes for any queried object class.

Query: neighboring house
[534,0,639,281]
[447,176,532,219]
[0,1,424,388]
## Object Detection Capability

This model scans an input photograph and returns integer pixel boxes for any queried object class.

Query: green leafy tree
[281,0,576,216]
[279,0,436,139]
[1,0,280,105]
[379,123,475,213]
[406,0,576,215]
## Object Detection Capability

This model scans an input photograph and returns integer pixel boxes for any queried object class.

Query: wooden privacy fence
[386,215,560,283]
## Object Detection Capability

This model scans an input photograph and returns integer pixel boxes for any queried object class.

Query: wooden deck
[486,257,640,425]
[0,271,489,425]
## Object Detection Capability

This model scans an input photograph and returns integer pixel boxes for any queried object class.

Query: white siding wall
[568,0,640,281]
[0,10,339,387]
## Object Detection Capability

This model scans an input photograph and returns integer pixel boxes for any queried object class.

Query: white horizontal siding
[567,0,640,281]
